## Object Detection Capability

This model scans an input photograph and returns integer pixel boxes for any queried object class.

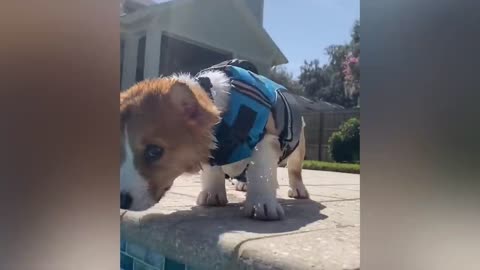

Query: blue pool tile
[133,260,161,270]
[164,258,186,270]
[121,239,127,252]
[144,250,165,268]
[185,266,204,270]
[126,242,147,260]
[120,253,134,270]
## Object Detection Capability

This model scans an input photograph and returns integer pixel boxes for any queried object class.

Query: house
[120,0,288,90]
[120,0,155,16]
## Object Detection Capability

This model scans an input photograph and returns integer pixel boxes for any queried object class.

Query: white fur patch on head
[168,70,231,112]
[196,70,231,112]
[120,128,156,211]
[195,70,230,150]
[167,72,200,91]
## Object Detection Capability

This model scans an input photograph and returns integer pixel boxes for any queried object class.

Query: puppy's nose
[120,192,132,209]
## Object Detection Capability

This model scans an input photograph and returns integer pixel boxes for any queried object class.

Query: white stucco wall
[120,0,283,89]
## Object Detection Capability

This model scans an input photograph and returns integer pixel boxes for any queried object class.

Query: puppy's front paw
[196,189,228,206]
[288,182,310,199]
[243,197,285,220]
[235,181,247,192]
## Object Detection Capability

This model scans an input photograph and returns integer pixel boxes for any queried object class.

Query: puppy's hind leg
[234,168,248,192]
[287,121,309,199]
[197,164,228,206]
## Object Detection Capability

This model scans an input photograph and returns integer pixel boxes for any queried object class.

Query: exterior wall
[159,33,233,76]
[120,0,281,89]
[121,0,154,15]
[243,0,264,25]
[151,1,276,64]
[121,34,137,90]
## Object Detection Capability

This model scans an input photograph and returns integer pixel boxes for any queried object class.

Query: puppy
[120,60,309,220]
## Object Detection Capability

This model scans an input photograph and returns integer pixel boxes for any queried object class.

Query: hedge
[302,160,360,174]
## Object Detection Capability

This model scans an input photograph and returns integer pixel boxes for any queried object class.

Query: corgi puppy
[120,61,309,220]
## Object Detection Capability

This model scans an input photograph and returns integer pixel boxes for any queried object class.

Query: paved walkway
[121,168,360,270]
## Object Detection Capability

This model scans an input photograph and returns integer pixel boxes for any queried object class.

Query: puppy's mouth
[120,191,157,211]
[154,194,164,203]
[120,184,173,211]
[157,185,172,201]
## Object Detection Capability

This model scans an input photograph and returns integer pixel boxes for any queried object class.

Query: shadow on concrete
[120,199,330,270]
[138,198,328,235]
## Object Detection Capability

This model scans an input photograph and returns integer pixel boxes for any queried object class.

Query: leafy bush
[328,117,360,162]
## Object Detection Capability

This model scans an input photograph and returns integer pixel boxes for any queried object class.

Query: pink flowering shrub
[342,53,360,98]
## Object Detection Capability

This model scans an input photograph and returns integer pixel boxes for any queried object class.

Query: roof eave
[121,0,188,26]
[120,0,289,66]
[231,0,288,66]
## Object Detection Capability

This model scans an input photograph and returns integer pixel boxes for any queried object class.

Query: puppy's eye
[144,144,164,164]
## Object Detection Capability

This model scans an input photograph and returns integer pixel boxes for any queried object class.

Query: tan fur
[265,113,278,135]
[286,125,309,199]
[257,113,308,198]
[120,78,220,201]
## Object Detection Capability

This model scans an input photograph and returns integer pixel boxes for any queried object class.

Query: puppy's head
[120,77,220,211]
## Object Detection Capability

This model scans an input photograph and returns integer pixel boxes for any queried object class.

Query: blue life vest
[197,65,302,167]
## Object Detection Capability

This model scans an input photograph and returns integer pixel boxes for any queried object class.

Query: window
[120,39,125,84]
[136,35,146,82]
[159,34,232,76]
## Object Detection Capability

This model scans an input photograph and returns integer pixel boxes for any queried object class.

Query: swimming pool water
[121,239,198,270]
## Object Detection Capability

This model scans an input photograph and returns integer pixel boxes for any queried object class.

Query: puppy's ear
[120,92,129,113]
[120,92,130,131]
[169,82,205,126]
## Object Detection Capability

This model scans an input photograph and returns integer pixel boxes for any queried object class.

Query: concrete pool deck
[121,168,360,270]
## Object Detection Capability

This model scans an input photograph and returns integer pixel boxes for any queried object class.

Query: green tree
[350,19,360,54]
[298,20,360,108]
[343,19,360,102]
[298,59,327,99]
[268,66,305,96]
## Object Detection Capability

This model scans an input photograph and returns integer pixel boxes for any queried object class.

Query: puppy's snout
[120,192,133,209]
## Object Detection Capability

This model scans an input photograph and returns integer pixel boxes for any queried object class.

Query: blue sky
[263,0,359,77]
